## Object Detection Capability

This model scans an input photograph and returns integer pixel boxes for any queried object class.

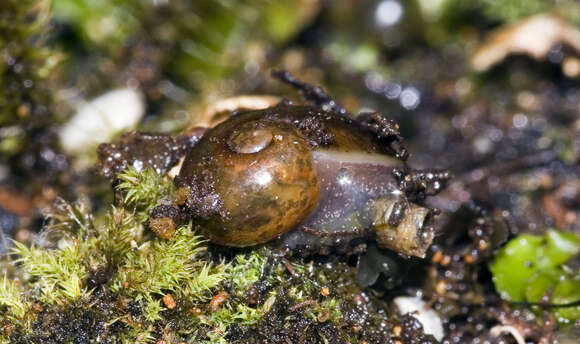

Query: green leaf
[525,271,558,303]
[490,230,580,323]
[489,234,543,301]
[552,277,580,324]
[543,230,580,268]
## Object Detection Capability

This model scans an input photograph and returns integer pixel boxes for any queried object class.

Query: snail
[98,71,450,258]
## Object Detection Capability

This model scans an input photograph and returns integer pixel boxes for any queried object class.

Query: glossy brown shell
[176,110,320,246]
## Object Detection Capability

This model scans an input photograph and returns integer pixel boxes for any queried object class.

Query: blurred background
[2,1,580,342]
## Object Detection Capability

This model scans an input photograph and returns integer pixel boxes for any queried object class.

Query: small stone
[189,307,202,316]
[149,217,176,240]
[208,291,228,312]
[435,280,447,295]
[393,325,402,337]
[163,294,176,310]
[562,57,580,78]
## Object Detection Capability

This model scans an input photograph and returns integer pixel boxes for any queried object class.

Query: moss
[0,168,219,341]
[116,166,175,223]
[0,164,412,343]
[0,166,345,342]
[0,0,59,128]
[0,273,28,319]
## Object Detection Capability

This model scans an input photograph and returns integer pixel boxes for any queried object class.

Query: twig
[491,325,526,344]
[290,299,318,312]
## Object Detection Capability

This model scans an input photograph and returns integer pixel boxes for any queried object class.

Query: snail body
[99,71,449,258]
[175,104,442,257]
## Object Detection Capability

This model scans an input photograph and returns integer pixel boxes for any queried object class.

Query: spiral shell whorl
[176,114,320,246]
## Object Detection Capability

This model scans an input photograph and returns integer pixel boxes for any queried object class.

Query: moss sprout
[12,239,90,304]
[116,166,175,222]
[0,273,28,319]
[226,252,267,298]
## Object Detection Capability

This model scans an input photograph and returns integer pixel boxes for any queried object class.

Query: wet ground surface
[2,1,580,343]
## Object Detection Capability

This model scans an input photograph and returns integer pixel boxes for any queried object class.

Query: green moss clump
[0,167,222,342]
[1,167,366,343]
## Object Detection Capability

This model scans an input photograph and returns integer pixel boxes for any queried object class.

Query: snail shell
[175,109,320,247]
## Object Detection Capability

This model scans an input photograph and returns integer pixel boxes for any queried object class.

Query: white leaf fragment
[59,88,145,154]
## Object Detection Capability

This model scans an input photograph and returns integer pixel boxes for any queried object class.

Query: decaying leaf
[471,14,580,72]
